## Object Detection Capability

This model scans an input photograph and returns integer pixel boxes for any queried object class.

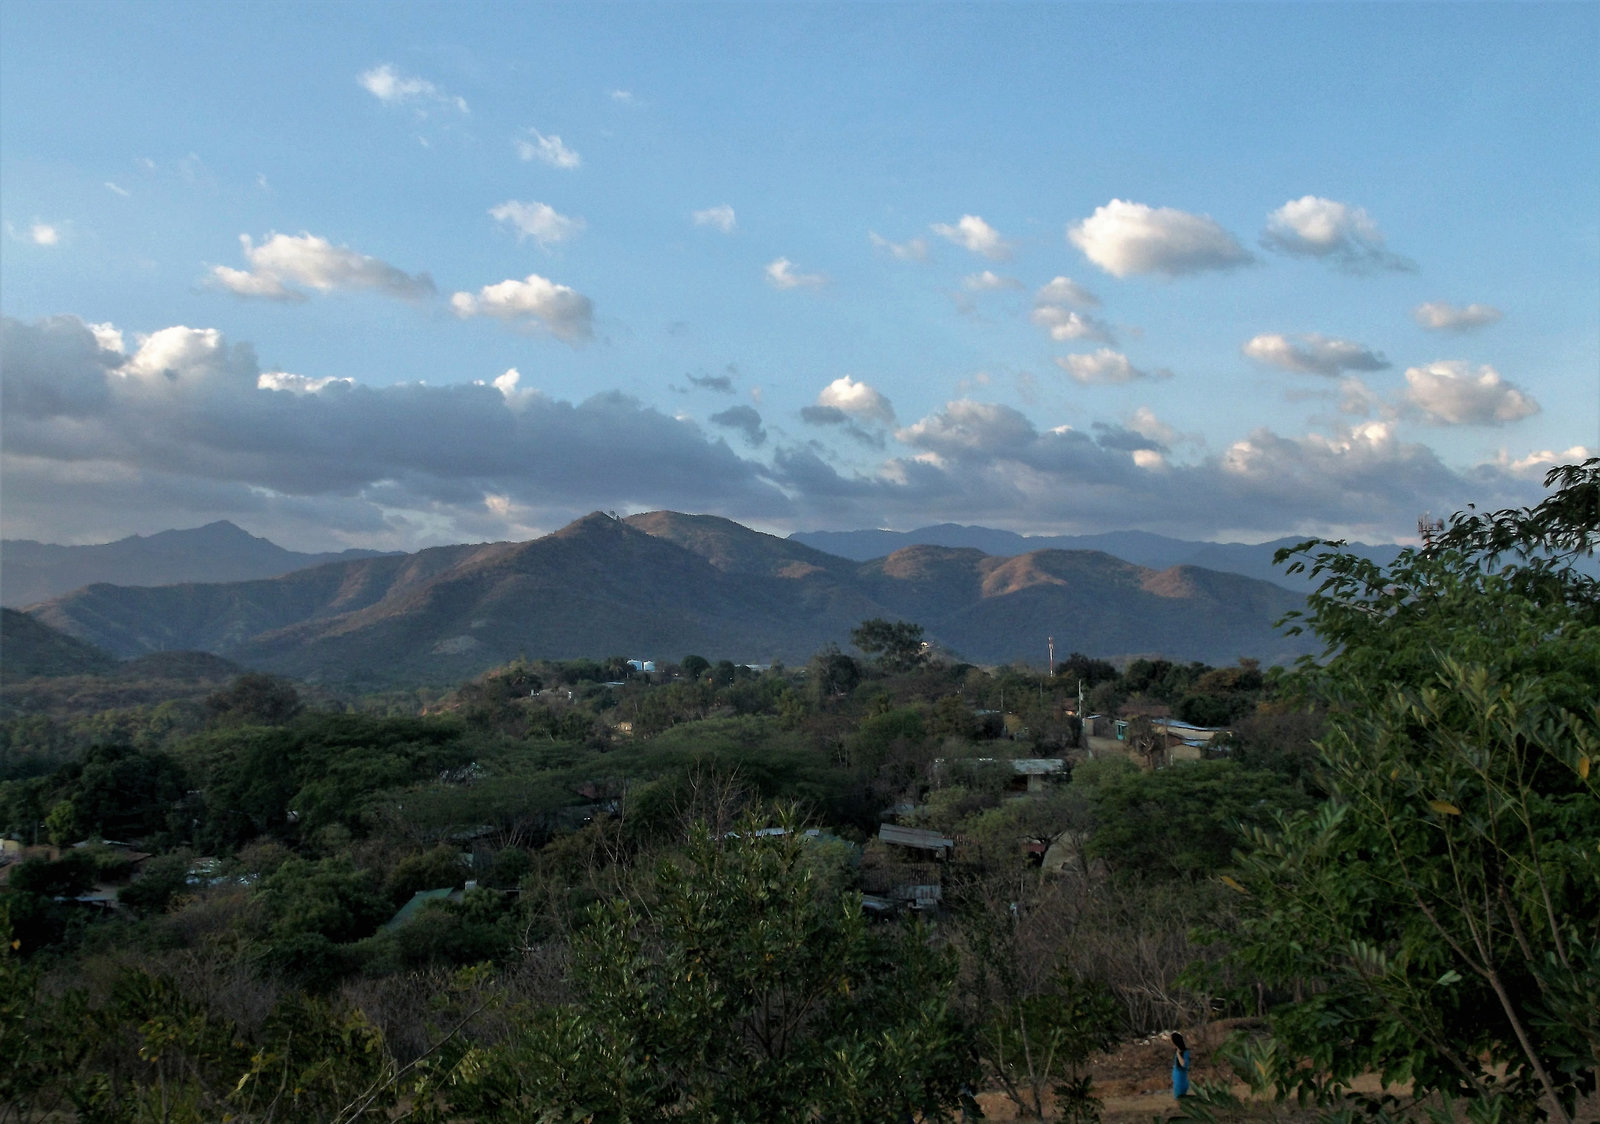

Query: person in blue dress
[1170,1031,1190,1099]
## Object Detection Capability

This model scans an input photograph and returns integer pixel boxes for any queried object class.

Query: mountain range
[0,521,396,608]
[790,525,1404,591]
[13,512,1321,686]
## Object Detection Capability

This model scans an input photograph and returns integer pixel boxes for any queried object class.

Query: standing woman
[1170,1032,1190,1099]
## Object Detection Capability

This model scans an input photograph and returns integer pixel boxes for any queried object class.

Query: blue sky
[3,1,1596,552]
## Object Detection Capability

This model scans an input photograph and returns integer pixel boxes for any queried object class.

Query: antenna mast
[1048,636,1055,677]
[1418,513,1444,549]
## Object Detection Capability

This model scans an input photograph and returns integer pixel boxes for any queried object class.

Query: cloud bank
[1,315,1566,552]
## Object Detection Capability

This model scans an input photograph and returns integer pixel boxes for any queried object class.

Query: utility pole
[1048,636,1055,677]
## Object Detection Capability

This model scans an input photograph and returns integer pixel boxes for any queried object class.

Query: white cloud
[87,323,125,353]
[1413,301,1503,332]
[1262,196,1411,272]
[358,64,468,113]
[693,205,737,233]
[1242,332,1390,376]
[1403,361,1539,426]
[450,274,594,343]
[869,232,930,262]
[897,400,1036,460]
[1035,276,1099,307]
[1031,276,1111,341]
[1069,200,1250,278]
[963,271,1022,291]
[1032,307,1114,344]
[105,181,130,197]
[489,200,586,247]
[515,130,581,169]
[211,232,434,302]
[210,267,300,301]
[1493,445,1598,478]
[1127,406,1178,447]
[29,223,59,246]
[610,89,635,104]
[931,214,1013,260]
[765,257,826,289]
[1055,349,1169,384]
[816,375,894,424]
[258,371,354,394]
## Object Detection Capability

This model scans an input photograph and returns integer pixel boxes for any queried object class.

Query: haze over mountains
[1,521,395,608]
[9,513,1321,686]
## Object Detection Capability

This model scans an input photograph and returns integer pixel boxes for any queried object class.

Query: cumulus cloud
[1262,196,1412,272]
[1069,200,1251,278]
[210,232,434,302]
[359,64,468,113]
[963,271,1022,292]
[516,129,581,169]
[897,400,1037,461]
[693,205,737,233]
[1242,332,1390,376]
[1403,361,1539,426]
[1035,276,1099,307]
[30,223,59,246]
[931,215,1013,260]
[765,258,826,290]
[1032,307,1114,344]
[869,232,930,262]
[489,200,585,247]
[450,274,594,342]
[1055,349,1169,385]
[1413,301,1503,332]
[710,405,767,446]
[815,375,895,425]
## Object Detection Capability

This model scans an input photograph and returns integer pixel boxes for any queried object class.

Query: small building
[878,823,955,860]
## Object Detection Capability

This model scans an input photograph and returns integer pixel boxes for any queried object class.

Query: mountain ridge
[1,521,400,608]
[23,511,1317,685]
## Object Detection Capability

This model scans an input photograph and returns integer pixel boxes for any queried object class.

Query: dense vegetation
[2,461,1594,1122]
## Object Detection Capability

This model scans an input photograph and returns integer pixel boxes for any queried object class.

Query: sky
[2,2,1597,553]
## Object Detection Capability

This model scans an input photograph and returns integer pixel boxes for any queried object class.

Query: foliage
[1217,459,1600,1122]
[850,617,930,672]
[450,811,979,1121]
[1084,759,1311,879]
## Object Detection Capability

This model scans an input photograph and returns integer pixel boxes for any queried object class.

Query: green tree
[452,810,978,1121]
[1214,460,1600,1122]
[850,617,930,673]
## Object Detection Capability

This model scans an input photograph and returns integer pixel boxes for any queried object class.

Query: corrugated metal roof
[879,824,954,852]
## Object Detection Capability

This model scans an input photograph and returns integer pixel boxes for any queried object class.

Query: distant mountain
[790,524,1405,591]
[24,512,1318,686]
[0,521,398,607]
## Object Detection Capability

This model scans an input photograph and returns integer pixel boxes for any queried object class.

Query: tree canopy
[1214,459,1600,1122]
